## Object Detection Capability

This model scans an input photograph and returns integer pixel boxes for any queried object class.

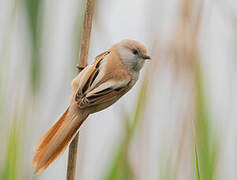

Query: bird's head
[111,40,151,72]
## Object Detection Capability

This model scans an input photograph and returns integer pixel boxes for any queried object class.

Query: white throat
[118,50,145,72]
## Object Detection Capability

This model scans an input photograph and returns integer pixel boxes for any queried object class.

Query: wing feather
[74,50,132,109]
[74,51,110,101]
[79,79,131,108]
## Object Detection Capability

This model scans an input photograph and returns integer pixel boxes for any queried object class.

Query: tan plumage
[32,40,150,174]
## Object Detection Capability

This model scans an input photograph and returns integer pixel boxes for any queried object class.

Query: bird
[32,39,151,174]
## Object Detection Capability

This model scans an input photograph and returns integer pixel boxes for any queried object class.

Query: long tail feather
[32,105,88,174]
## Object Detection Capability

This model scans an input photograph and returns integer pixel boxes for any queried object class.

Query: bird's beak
[142,55,151,60]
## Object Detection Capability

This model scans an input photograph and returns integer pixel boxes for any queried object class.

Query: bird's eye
[132,49,138,55]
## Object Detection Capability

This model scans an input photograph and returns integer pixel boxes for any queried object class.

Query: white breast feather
[86,78,130,97]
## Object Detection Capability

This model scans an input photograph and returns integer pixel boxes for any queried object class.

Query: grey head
[111,40,151,73]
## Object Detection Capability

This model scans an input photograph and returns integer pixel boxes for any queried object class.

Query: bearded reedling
[32,40,151,174]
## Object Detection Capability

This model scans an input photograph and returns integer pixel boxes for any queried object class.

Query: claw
[76,64,85,72]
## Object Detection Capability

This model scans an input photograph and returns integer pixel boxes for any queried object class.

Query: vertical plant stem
[67,134,80,180]
[195,144,200,180]
[66,0,95,180]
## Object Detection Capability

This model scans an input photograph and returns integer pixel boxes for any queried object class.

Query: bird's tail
[32,105,88,174]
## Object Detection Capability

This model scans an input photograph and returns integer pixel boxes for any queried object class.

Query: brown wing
[78,79,131,108]
[74,51,110,102]
[73,50,132,109]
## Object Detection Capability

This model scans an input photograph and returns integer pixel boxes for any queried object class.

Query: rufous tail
[32,105,88,174]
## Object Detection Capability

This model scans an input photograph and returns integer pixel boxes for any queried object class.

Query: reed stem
[66,0,95,179]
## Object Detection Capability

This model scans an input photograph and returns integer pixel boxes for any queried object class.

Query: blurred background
[0,0,236,179]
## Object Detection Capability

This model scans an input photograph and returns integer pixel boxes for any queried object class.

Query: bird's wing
[78,78,131,108]
[72,51,132,108]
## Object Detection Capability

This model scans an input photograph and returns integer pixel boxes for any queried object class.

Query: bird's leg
[76,64,85,72]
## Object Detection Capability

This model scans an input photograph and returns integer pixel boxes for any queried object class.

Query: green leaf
[194,60,219,180]
[24,0,41,93]
[104,143,132,180]
[2,119,21,180]
[103,75,149,180]
[195,144,200,180]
